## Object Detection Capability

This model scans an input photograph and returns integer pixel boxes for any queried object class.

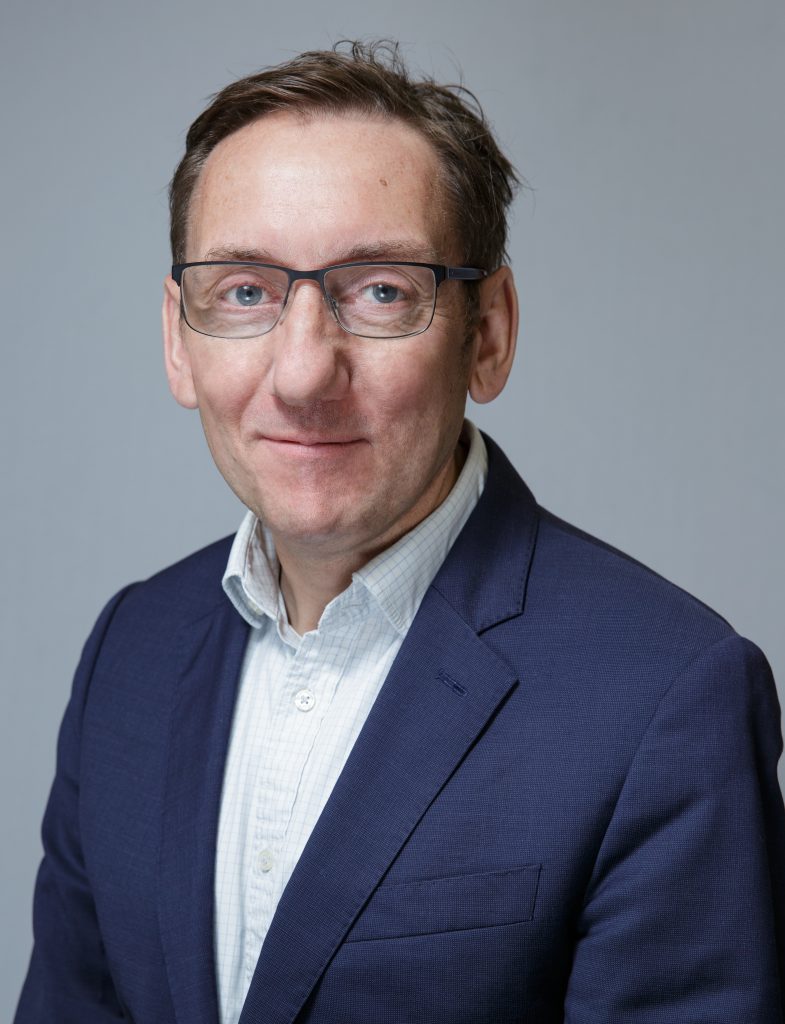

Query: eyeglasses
[171,260,487,340]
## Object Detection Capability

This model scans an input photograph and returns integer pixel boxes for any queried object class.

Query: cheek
[365,369,431,435]
[368,354,467,448]
[190,349,262,432]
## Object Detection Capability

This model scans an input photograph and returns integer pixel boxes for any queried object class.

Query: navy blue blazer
[16,437,785,1023]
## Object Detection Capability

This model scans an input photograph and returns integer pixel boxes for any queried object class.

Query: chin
[254,496,370,547]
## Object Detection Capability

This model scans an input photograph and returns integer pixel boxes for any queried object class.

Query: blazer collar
[431,433,540,632]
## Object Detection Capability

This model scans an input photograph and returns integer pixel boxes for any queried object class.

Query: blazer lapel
[237,436,539,1024]
[238,587,518,1024]
[158,599,249,1024]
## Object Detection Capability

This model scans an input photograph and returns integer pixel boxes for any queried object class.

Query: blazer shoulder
[524,506,742,678]
[545,507,729,615]
[457,437,741,674]
[104,533,237,635]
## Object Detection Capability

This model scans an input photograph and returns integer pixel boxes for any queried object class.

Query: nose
[267,279,350,407]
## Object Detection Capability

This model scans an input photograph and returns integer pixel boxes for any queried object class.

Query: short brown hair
[169,40,519,277]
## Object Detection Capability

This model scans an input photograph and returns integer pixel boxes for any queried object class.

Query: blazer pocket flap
[347,864,541,942]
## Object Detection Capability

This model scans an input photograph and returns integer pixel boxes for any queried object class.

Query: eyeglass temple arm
[444,267,488,281]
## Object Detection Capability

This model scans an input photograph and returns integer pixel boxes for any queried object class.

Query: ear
[467,265,518,404]
[162,275,198,409]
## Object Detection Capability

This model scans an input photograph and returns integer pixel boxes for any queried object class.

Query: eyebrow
[200,240,443,266]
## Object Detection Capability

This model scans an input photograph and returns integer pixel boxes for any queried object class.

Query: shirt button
[258,849,274,873]
[294,688,316,712]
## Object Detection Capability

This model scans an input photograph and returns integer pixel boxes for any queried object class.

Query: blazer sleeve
[14,588,135,1024]
[564,633,785,1023]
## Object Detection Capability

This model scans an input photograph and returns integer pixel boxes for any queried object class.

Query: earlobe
[162,276,199,410]
[468,266,519,405]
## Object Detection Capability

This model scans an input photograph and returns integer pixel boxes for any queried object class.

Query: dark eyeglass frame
[170,259,488,340]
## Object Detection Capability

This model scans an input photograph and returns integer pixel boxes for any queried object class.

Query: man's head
[163,42,520,568]
[169,41,519,289]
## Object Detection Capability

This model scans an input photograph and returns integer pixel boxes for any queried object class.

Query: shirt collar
[222,420,487,636]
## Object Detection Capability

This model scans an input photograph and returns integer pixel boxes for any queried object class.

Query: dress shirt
[214,421,487,1024]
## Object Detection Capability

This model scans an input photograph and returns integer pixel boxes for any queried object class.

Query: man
[15,41,785,1024]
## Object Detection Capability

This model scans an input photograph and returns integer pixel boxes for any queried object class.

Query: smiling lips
[260,434,365,455]
[263,434,362,445]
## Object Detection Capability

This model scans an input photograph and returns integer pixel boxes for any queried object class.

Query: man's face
[164,112,508,564]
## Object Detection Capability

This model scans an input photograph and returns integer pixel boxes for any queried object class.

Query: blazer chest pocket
[346,864,541,942]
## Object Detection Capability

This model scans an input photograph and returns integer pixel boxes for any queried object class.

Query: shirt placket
[243,628,334,980]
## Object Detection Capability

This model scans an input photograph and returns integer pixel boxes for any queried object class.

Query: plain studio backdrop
[1,0,783,1012]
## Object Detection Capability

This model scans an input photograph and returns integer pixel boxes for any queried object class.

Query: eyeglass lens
[180,263,438,340]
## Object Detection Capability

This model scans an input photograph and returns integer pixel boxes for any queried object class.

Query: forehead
[187,112,454,264]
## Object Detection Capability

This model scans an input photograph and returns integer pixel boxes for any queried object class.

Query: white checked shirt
[214,421,488,1024]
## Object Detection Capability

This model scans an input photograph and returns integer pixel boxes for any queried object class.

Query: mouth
[259,434,366,456]
[262,434,363,446]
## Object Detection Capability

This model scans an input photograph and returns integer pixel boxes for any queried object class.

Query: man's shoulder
[106,533,237,632]
[146,532,236,590]
[477,435,734,645]
[508,503,751,702]
[474,437,743,687]
[534,505,731,635]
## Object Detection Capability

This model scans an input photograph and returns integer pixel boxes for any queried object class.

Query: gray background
[1,0,783,1013]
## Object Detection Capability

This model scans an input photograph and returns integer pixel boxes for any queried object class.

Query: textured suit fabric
[15,435,785,1024]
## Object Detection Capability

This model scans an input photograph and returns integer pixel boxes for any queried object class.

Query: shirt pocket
[346,864,541,942]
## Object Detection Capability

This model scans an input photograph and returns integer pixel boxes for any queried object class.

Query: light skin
[163,111,518,633]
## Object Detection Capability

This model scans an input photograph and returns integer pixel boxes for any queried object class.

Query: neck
[274,440,467,635]
[277,552,356,635]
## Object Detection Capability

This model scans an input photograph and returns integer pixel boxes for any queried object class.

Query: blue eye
[234,284,263,306]
[369,282,399,304]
